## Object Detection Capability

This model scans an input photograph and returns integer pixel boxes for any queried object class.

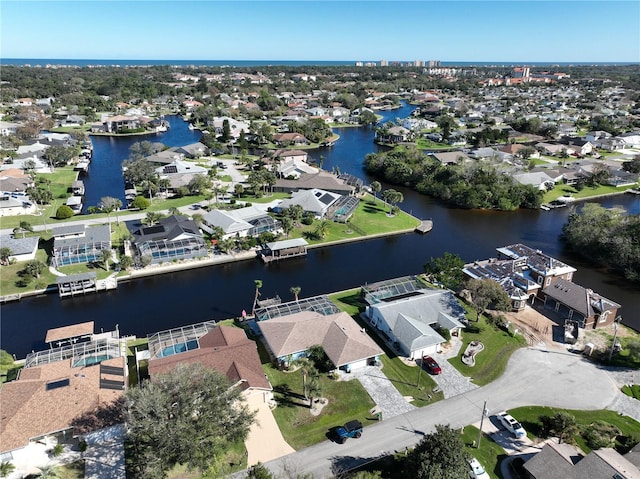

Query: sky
[1,1,639,63]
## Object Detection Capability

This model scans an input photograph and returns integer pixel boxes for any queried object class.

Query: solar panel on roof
[163,165,178,174]
[100,378,125,390]
[142,225,164,235]
[100,364,125,376]
[319,193,334,205]
[46,378,70,390]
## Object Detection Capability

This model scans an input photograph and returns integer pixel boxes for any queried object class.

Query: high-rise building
[380,59,389,67]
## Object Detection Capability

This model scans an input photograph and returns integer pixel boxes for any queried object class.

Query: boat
[556,195,576,203]
[625,188,640,195]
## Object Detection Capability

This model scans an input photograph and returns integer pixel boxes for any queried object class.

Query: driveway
[260,347,620,479]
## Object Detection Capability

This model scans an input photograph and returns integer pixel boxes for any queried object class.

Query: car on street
[497,411,526,438]
[334,420,363,444]
[422,355,442,375]
[467,457,490,479]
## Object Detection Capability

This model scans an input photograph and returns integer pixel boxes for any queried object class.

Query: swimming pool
[157,339,199,358]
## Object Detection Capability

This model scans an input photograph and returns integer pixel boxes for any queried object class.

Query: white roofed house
[278,188,342,218]
[201,205,281,239]
[512,171,556,190]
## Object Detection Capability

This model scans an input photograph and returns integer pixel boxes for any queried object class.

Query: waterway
[2,106,639,358]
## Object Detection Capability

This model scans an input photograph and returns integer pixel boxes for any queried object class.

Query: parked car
[422,355,442,375]
[497,411,526,438]
[334,420,363,444]
[467,457,490,479]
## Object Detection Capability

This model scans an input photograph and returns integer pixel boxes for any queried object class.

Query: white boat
[556,195,576,203]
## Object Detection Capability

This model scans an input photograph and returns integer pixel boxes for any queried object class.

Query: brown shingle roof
[148,326,271,391]
[45,321,94,343]
[0,357,125,453]
[258,311,384,368]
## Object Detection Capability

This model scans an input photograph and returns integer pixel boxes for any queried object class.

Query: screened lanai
[147,321,217,359]
[254,295,341,322]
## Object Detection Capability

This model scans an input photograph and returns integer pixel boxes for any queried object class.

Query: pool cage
[329,195,360,223]
[52,241,111,267]
[147,321,217,359]
[136,237,208,264]
[254,295,341,322]
[248,215,281,236]
[361,275,425,305]
[24,338,122,369]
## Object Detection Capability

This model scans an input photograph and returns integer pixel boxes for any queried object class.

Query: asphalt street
[261,346,620,479]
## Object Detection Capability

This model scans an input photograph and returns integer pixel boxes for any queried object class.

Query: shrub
[436,326,451,341]
[131,196,150,210]
[582,421,620,449]
[55,205,74,219]
[78,440,88,452]
[52,443,64,456]
[301,216,314,225]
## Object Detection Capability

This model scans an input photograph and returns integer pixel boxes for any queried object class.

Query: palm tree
[0,461,15,478]
[36,464,59,478]
[99,248,112,271]
[252,279,263,316]
[370,181,381,204]
[0,247,12,266]
[24,260,44,279]
[314,220,330,239]
[280,217,294,238]
[290,286,301,301]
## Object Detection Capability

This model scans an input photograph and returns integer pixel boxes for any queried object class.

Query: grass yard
[508,406,640,454]
[448,305,526,386]
[542,183,629,203]
[462,425,506,479]
[415,139,456,150]
[49,461,85,479]
[0,245,56,297]
[265,361,375,449]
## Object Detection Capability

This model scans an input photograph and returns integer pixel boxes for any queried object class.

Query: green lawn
[542,183,630,203]
[0,246,56,297]
[462,425,506,479]
[448,305,526,386]
[508,406,640,453]
[265,361,375,449]
[57,262,112,279]
[415,139,457,150]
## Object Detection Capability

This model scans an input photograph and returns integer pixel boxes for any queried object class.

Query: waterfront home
[0,235,38,262]
[173,142,208,158]
[148,322,273,404]
[542,278,621,329]
[0,326,125,471]
[375,125,410,144]
[51,224,111,267]
[277,188,342,218]
[274,157,318,179]
[0,194,37,216]
[258,310,384,373]
[132,215,207,264]
[272,149,308,163]
[208,116,250,141]
[201,205,281,240]
[142,149,185,165]
[272,132,310,147]
[361,278,466,360]
[154,159,208,177]
[273,170,355,195]
[429,151,471,166]
[259,238,308,263]
[512,171,556,190]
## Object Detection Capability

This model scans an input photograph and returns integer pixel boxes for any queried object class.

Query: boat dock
[56,273,118,298]
[259,238,308,263]
[415,220,433,234]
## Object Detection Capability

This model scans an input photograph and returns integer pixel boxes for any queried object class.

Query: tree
[382,189,403,215]
[370,181,381,204]
[246,463,274,479]
[0,247,12,266]
[24,260,45,279]
[424,252,465,290]
[131,196,150,210]
[99,196,123,225]
[55,204,74,219]
[18,221,33,237]
[0,461,15,478]
[99,248,112,271]
[466,278,511,321]
[540,412,577,444]
[436,115,456,142]
[119,255,134,271]
[143,211,163,226]
[313,220,330,238]
[290,286,301,301]
[35,464,59,478]
[622,155,640,174]
[252,279,262,316]
[125,363,255,479]
[404,424,469,479]
[280,216,294,238]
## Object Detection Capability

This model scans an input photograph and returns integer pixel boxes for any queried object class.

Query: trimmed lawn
[57,263,113,279]
[448,305,526,386]
[0,246,56,297]
[265,361,375,449]
[415,139,457,150]
[542,183,629,203]
[235,192,290,204]
[508,406,640,453]
[53,461,85,479]
[462,425,505,479]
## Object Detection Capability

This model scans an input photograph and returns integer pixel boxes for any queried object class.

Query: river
[2,107,638,358]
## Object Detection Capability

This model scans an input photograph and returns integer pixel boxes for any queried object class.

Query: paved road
[260,346,619,479]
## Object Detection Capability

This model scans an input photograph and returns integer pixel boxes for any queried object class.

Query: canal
[2,107,639,358]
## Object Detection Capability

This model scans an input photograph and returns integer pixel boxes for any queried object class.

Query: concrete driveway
[260,346,620,479]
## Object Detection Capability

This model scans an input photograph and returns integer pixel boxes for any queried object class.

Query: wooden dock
[415,220,433,234]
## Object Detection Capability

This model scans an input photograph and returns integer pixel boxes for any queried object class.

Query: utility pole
[608,316,622,361]
[477,400,488,448]
[417,356,423,388]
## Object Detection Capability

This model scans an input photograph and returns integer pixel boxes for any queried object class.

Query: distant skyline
[1,1,639,63]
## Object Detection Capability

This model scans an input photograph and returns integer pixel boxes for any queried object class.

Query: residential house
[277,188,342,218]
[0,120,19,136]
[272,132,310,147]
[143,149,185,165]
[512,171,556,190]
[258,310,384,373]
[429,151,471,165]
[376,125,410,144]
[523,441,640,479]
[559,138,593,156]
[542,278,620,329]
[51,224,111,267]
[464,243,577,311]
[201,205,281,239]
[102,115,143,133]
[148,322,273,404]
[209,117,250,141]
[173,142,208,158]
[362,280,466,360]
[0,235,39,262]
[274,171,355,195]
[154,159,208,177]
[0,326,125,465]
[273,149,308,163]
[133,215,207,264]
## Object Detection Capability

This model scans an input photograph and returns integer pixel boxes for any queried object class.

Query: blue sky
[1,1,638,62]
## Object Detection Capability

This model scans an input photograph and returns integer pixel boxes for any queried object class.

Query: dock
[259,238,308,263]
[56,273,118,298]
[415,220,433,234]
